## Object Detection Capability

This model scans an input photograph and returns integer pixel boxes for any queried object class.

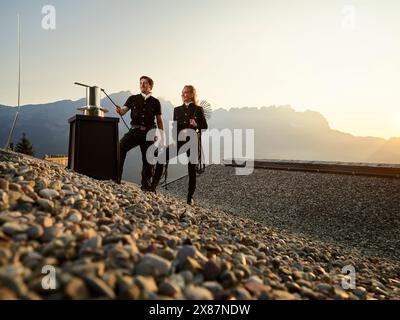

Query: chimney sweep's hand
[115,106,122,115]
[189,119,197,127]
[154,130,166,148]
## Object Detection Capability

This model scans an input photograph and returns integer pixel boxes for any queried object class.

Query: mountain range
[1,91,399,184]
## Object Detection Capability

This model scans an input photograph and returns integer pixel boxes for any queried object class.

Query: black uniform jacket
[173,102,208,137]
[124,94,162,128]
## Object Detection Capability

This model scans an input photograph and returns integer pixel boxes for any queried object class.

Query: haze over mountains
[210,106,400,164]
[1,91,399,184]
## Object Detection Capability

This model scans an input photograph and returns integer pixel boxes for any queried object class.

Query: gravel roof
[1,150,399,300]
[165,165,400,261]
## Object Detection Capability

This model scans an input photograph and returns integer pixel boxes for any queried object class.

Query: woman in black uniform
[151,85,208,205]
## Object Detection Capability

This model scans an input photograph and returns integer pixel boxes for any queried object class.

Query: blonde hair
[184,85,198,105]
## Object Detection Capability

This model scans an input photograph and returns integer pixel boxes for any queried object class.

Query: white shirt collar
[141,92,152,100]
[184,101,193,107]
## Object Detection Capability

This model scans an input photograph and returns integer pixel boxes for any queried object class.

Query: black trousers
[153,141,196,197]
[119,129,154,188]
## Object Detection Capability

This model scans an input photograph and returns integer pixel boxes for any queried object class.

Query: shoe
[148,185,157,194]
[187,195,194,206]
[150,178,160,191]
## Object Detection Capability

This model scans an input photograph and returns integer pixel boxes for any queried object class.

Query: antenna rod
[5,14,21,150]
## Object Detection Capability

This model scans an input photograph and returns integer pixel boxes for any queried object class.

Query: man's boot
[149,178,160,194]
[187,193,194,206]
[150,163,164,194]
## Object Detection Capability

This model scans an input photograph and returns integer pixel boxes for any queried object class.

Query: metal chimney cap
[76,84,109,117]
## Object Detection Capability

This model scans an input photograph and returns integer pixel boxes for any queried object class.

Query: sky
[1,0,400,139]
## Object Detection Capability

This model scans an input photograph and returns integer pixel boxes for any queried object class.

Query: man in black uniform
[151,85,208,205]
[116,76,164,190]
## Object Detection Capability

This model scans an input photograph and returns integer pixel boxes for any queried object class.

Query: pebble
[0,211,21,223]
[0,288,17,299]
[27,224,44,239]
[80,236,102,252]
[39,189,59,200]
[220,271,238,288]
[37,198,54,211]
[177,245,197,263]
[273,290,298,300]
[36,216,53,228]
[177,245,207,268]
[157,248,176,261]
[202,281,224,298]
[158,279,182,297]
[0,178,9,191]
[183,256,203,273]
[169,274,186,289]
[180,270,194,284]
[42,227,62,242]
[203,260,221,281]
[354,287,367,300]
[234,286,252,300]
[82,276,116,299]
[17,167,31,176]
[135,253,171,277]
[2,222,29,235]
[243,278,270,297]
[184,285,213,300]
[67,210,82,223]
[9,183,22,192]
[301,287,319,299]
[64,278,90,299]
[7,191,21,203]
[315,283,334,295]
[18,194,35,203]
[334,288,351,300]
[134,275,158,293]
[286,282,301,293]
[0,190,9,210]
[49,180,63,190]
